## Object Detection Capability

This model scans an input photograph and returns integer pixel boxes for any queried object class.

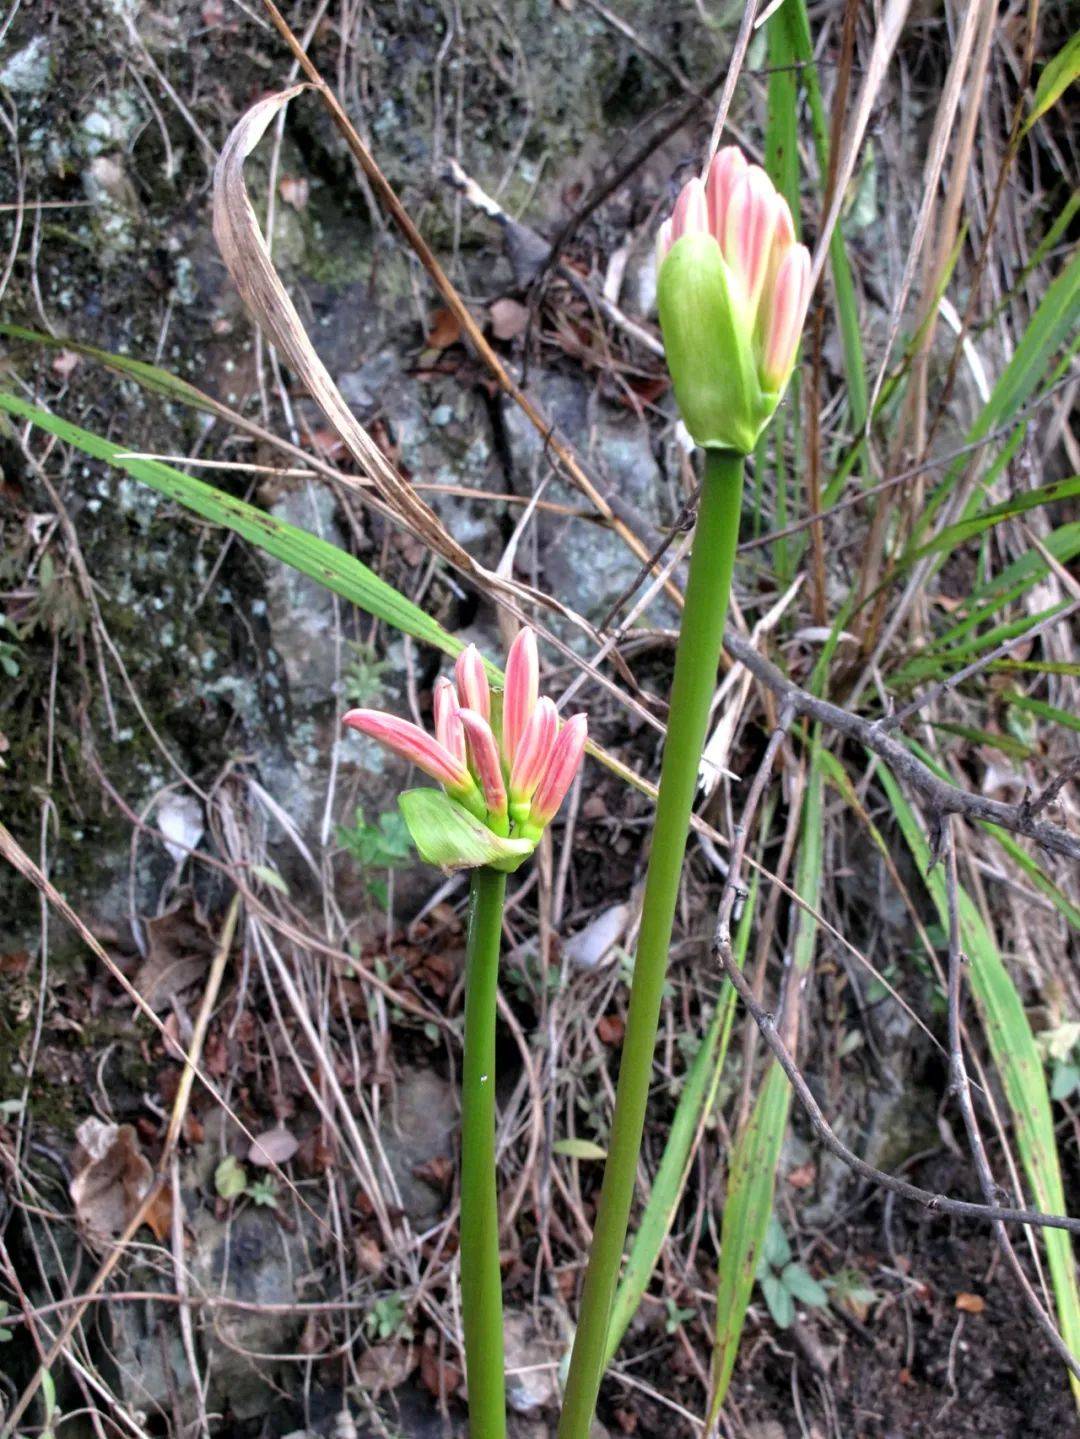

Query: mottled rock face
[379,1066,459,1223]
[187,1204,307,1421]
[501,372,674,633]
[502,1310,560,1414]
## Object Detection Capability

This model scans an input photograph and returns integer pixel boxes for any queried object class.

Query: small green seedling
[338,805,413,907]
[755,1216,828,1329]
[365,1293,414,1343]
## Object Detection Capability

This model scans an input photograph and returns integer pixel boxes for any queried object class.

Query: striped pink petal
[433,676,466,769]
[670,177,708,243]
[342,709,470,790]
[502,627,539,764]
[529,713,587,827]
[458,708,507,815]
[655,216,674,268]
[706,146,748,245]
[772,193,796,252]
[508,696,558,803]
[723,166,780,320]
[454,644,490,721]
[761,244,811,391]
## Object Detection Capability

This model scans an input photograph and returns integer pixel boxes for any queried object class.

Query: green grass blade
[900,474,1080,572]
[876,765,1080,1402]
[708,742,825,1422]
[1,322,232,417]
[706,1059,792,1424]
[605,872,760,1364]
[0,389,463,660]
[914,250,1080,539]
[1001,690,1080,736]
[782,0,868,448]
[930,721,1035,762]
[982,825,1080,933]
[891,600,1072,687]
[1023,31,1080,134]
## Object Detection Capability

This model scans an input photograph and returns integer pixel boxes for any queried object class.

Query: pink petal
[529,713,587,827]
[670,177,708,243]
[342,709,470,790]
[772,193,796,251]
[655,217,674,268]
[454,644,490,721]
[433,676,466,769]
[458,707,507,815]
[502,627,539,764]
[761,244,811,391]
[509,696,558,802]
[706,146,748,245]
[723,166,780,319]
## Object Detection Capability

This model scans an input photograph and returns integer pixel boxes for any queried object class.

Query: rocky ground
[1,2,1077,1437]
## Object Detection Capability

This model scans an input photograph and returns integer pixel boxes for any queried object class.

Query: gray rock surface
[379,1067,459,1224]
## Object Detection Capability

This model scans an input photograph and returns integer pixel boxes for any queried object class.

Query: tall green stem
[558,450,744,1438]
[461,865,508,1439]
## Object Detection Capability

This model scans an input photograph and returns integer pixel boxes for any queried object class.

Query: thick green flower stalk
[343,631,586,1439]
[557,149,810,1439]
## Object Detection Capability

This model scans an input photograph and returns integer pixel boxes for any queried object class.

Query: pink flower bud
[508,696,558,803]
[454,644,490,721]
[433,676,466,770]
[458,707,508,816]
[706,146,748,245]
[723,166,779,321]
[342,709,471,791]
[502,627,539,764]
[760,244,811,392]
[529,713,587,828]
[670,177,709,244]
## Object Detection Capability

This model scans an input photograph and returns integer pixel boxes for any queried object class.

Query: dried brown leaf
[247,1125,300,1167]
[489,297,529,341]
[135,899,214,1010]
[70,1118,153,1244]
[277,175,310,211]
[354,1340,417,1395]
[212,88,473,571]
[425,307,462,350]
[210,87,606,662]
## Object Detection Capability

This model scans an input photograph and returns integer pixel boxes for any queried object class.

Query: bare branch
[722,631,1080,862]
[711,940,1080,1237]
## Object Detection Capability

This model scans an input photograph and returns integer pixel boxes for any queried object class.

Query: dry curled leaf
[70,1118,153,1244]
[419,1340,462,1396]
[786,1161,817,1190]
[142,1184,175,1243]
[354,1340,417,1395]
[489,297,529,341]
[212,87,473,570]
[247,1125,300,1168]
[51,349,81,379]
[135,898,215,1010]
[425,307,462,350]
[210,87,594,644]
[278,175,310,211]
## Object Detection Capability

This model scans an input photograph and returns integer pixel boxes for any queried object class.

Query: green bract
[398,788,535,873]
[657,233,778,455]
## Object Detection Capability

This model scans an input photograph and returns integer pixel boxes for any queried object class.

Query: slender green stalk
[558,451,744,1438]
[460,866,508,1439]
[604,873,759,1363]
